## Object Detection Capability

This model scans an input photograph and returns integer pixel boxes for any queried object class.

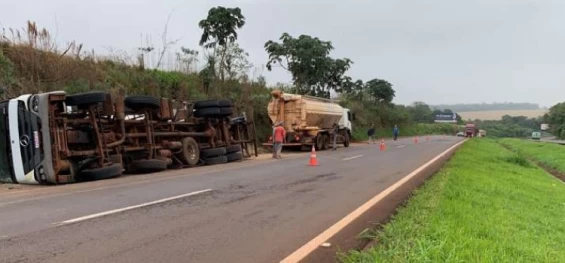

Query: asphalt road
[0,136,463,263]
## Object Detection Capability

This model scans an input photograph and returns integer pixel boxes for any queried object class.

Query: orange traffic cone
[380,139,386,151]
[414,136,419,144]
[308,145,318,166]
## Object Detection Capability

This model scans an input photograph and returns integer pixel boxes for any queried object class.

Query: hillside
[433,102,541,112]
[459,109,547,121]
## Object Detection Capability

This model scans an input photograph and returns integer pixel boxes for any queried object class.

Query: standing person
[393,125,399,141]
[367,124,376,144]
[272,122,286,159]
[332,123,339,151]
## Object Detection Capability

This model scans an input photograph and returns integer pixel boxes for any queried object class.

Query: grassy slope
[500,139,565,173]
[342,139,565,263]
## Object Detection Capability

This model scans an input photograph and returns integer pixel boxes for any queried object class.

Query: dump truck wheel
[205,155,228,165]
[321,134,329,150]
[227,151,243,162]
[129,159,167,174]
[201,147,227,158]
[125,96,161,110]
[226,144,242,154]
[194,99,220,109]
[181,137,200,166]
[343,133,350,147]
[78,163,123,181]
[316,135,324,151]
[194,107,221,118]
[218,100,233,107]
[65,92,108,106]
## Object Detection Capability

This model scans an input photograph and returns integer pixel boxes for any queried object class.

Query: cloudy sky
[1,0,564,106]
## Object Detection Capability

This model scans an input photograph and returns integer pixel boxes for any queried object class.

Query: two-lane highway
[0,136,464,263]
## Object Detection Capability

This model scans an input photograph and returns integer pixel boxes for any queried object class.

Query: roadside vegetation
[352,123,458,141]
[546,102,565,139]
[471,115,543,138]
[0,11,477,143]
[342,139,565,262]
[500,138,565,174]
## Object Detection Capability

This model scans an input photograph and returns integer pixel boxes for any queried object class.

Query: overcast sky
[1,0,564,106]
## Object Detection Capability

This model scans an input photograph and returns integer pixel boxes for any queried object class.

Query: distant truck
[532,131,541,140]
[264,90,353,150]
[465,123,478,137]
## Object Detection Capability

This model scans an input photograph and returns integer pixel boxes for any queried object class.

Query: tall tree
[408,102,434,123]
[365,78,395,105]
[219,43,252,81]
[264,33,352,98]
[199,6,245,82]
[547,102,565,138]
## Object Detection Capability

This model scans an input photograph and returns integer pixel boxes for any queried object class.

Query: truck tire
[218,100,233,107]
[66,92,108,106]
[218,107,234,117]
[194,107,221,118]
[125,96,161,110]
[322,134,329,150]
[129,159,168,173]
[194,100,219,109]
[343,133,350,147]
[227,151,243,162]
[78,163,123,181]
[181,137,200,166]
[201,147,227,158]
[226,144,242,154]
[205,155,228,165]
[316,135,324,151]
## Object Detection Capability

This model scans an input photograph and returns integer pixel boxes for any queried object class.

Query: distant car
[456,132,465,137]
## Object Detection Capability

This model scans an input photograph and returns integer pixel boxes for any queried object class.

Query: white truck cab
[338,108,353,133]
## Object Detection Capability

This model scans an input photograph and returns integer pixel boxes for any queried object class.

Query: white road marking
[396,145,406,149]
[56,189,213,225]
[280,139,467,263]
[342,155,363,161]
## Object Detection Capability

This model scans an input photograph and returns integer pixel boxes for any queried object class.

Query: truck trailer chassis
[0,91,258,185]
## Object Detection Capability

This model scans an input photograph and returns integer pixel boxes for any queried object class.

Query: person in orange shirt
[272,122,286,159]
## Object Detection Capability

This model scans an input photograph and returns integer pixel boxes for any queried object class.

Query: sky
[1,0,564,107]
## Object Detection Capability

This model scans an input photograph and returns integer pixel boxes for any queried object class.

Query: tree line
[432,102,541,112]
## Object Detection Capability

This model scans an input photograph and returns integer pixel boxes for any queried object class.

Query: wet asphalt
[0,136,463,263]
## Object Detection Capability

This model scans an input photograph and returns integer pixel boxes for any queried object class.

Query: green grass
[341,139,565,263]
[500,138,565,173]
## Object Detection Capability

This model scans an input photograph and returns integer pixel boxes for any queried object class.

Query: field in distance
[459,109,547,120]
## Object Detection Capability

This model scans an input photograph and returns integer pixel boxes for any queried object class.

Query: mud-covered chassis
[46,91,257,184]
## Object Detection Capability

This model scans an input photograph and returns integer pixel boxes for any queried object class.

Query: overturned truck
[0,91,257,184]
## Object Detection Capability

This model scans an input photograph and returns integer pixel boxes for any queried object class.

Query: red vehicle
[465,123,478,137]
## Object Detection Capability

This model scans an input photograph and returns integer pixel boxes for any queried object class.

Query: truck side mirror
[351,113,356,121]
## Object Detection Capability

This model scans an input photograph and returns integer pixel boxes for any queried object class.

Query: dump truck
[264,90,353,150]
[0,91,257,185]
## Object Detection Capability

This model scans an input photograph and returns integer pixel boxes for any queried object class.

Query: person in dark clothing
[367,125,376,144]
[393,125,399,141]
[332,123,339,150]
